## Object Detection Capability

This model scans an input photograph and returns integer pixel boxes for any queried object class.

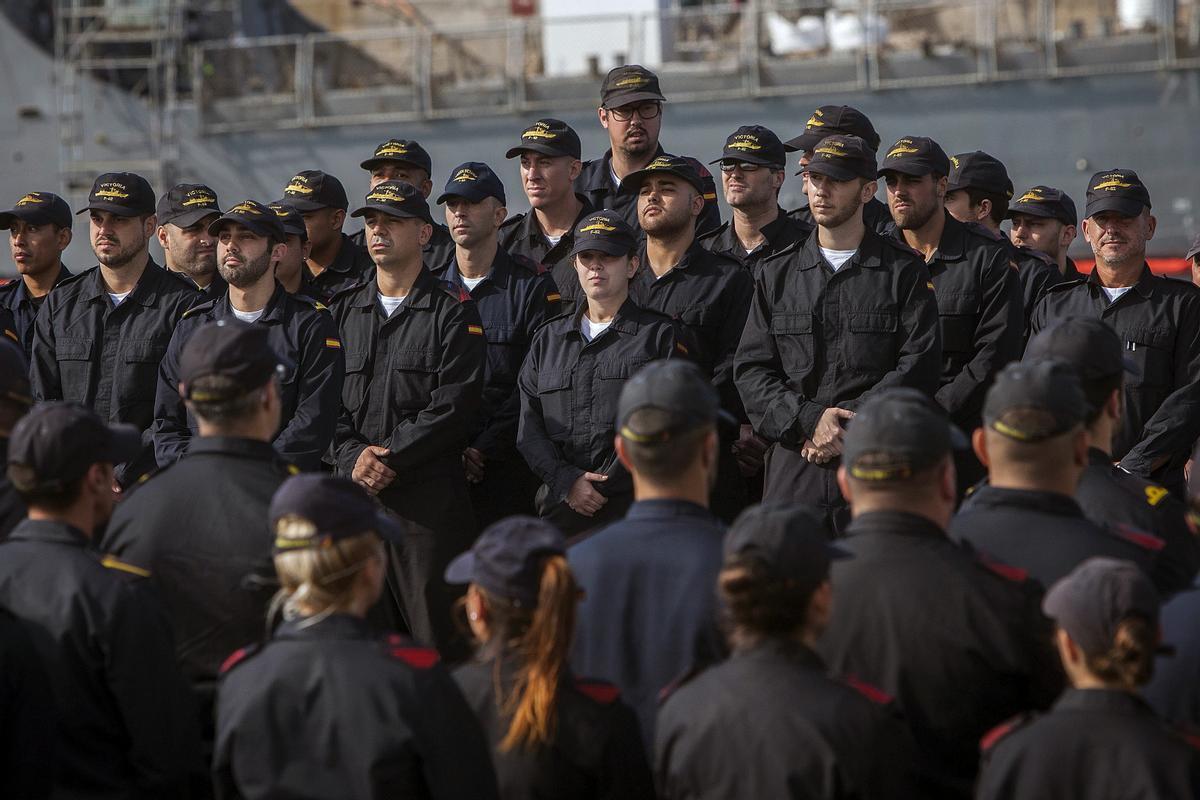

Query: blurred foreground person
[656,504,915,800]
[214,474,498,800]
[449,517,653,800]
[0,340,32,538]
[977,557,1200,799]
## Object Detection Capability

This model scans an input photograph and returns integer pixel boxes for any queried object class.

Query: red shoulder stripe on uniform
[977,554,1029,583]
[1114,523,1165,552]
[389,646,440,669]
[220,647,252,675]
[841,674,893,705]
[575,679,621,704]
[981,715,1026,751]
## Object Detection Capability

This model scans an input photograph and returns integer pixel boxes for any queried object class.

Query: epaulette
[181,298,216,319]
[219,643,261,675]
[696,221,729,243]
[292,291,330,313]
[509,253,545,276]
[383,633,440,669]
[1045,278,1087,293]
[575,677,622,705]
[437,279,472,304]
[964,221,1006,242]
[657,665,703,705]
[882,235,923,259]
[1110,522,1165,552]
[99,554,152,579]
[55,268,91,288]
[840,674,894,705]
[975,551,1030,583]
[327,280,369,307]
[980,713,1033,752]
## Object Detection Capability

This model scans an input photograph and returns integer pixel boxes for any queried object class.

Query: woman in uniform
[212,474,499,800]
[447,515,654,799]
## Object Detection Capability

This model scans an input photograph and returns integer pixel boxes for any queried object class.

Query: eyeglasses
[607,103,661,122]
[719,161,774,173]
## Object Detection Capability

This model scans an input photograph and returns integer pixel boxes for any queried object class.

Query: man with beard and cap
[1,402,203,797]
[698,125,813,273]
[350,138,455,269]
[155,183,224,300]
[29,172,198,490]
[499,119,593,309]
[1186,233,1200,287]
[1024,316,1198,596]
[951,360,1166,593]
[783,105,893,236]
[151,200,344,472]
[575,64,721,235]
[267,200,312,295]
[0,191,73,358]
[943,152,1063,342]
[1031,169,1200,499]
[432,162,561,529]
[1008,185,1082,280]
[620,154,754,521]
[816,388,1061,798]
[281,169,374,303]
[331,180,485,654]
[879,136,1023,496]
[736,135,941,532]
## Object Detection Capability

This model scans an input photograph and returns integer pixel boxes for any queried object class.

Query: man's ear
[836,464,853,503]
[972,427,990,468]
[615,434,633,471]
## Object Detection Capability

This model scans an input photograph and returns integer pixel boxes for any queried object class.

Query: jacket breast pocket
[535,368,573,437]
[846,308,898,373]
[391,349,439,409]
[483,324,521,382]
[937,292,979,354]
[770,310,816,374]
[55,337,94,398]
[1123,325,1173,389]
[119,339,167,401]
[341,349,370,409]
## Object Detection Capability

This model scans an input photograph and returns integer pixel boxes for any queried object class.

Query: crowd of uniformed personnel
[2,61,1200,798]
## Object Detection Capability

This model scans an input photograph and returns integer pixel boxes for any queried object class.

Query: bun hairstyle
[269,522,383,626]
[476,554,578,751]
[717,553,811,643]
[1082,615,1158,689]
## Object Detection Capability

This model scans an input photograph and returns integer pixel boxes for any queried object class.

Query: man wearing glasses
[575,65,721,236]
[699,126,814,274]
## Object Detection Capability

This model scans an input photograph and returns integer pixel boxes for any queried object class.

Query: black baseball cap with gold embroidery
[78,172,156,217]
[281,170,349,212]
[270,474,406,551]
[946,151,1013,198]
[600,64,666,108]
[843,388,968,482]
[0,191,72,230]
[619,154,705,195]
[1007,185,1077,227]
[207,199,286,243]
[1085,168,1151,219]
[983,360,1086,443]
[785,105,881,153]
[711,125,786,168]
[436,162,507,206]
[350,180,433,224]
[156,183,221,228]
[878,136,951,178]
[803,134,877,182]
[180,319,281,403]
[505,118,582,160]
[360,139,432,175]
[268,201,307,240]
[567,210,637,258]
[1186,233,1200,263]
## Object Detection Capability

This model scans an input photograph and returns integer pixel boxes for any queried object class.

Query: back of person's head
[718,504,844,648]
[1043,557,1161,689]
[445,517,575,751]
[615,360,720,488]
[838,388,965,521]
[1024,317,1131,433]
[268,475,403,622]
[178,319,281,436]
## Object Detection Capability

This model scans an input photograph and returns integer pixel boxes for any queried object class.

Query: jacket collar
[275,612,375,642]
[442,245,512,291]
[82,257,166,306]
[1053,687,1157,717]
[846,510,948,539]
[348,267,438,311]
[186,436,283,462]
[215,282,290,324]
[570,295,644,337]
[967,484,1085,518]
[1085,262,1156,299]
[7,518,92,548]
[623,498,717,522]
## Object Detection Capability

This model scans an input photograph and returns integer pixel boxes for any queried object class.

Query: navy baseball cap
[0,192,73,230]
[711,125,786,168]
[156,184,221,228]
[600,64,666,108]
[983,360,1086,442]
[270,474,406,552]
[8,402,140,490]
[617,360,722,443]
[567,210,638,258]
[724,504,849,593]
[1043,557,1160,658]
[505,119,582,160]
[78,172,156,217]
[1085,169,1151,219]
[267,201,308,240]
[360,139,432,175]
[620,154,705,195]
[1008,186,1078,227]
[444,515,566,608]
[785,105,881,153]
[843,388,968,481]
[179,319,281,402]
[281,170,349,212]
[0,338,31,407]
[878,137,951,178]
[351,180,433,224]
[1185,233,1200,262]
[436,162,507,206]
[946,151,1013,198]
[207,200,286,243]
[803,134,878,182]
[1024,317,1138,382]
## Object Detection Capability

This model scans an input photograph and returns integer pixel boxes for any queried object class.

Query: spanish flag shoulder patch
[546,292,561,303]
[467,324,484,336]
[325,338,341,349]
